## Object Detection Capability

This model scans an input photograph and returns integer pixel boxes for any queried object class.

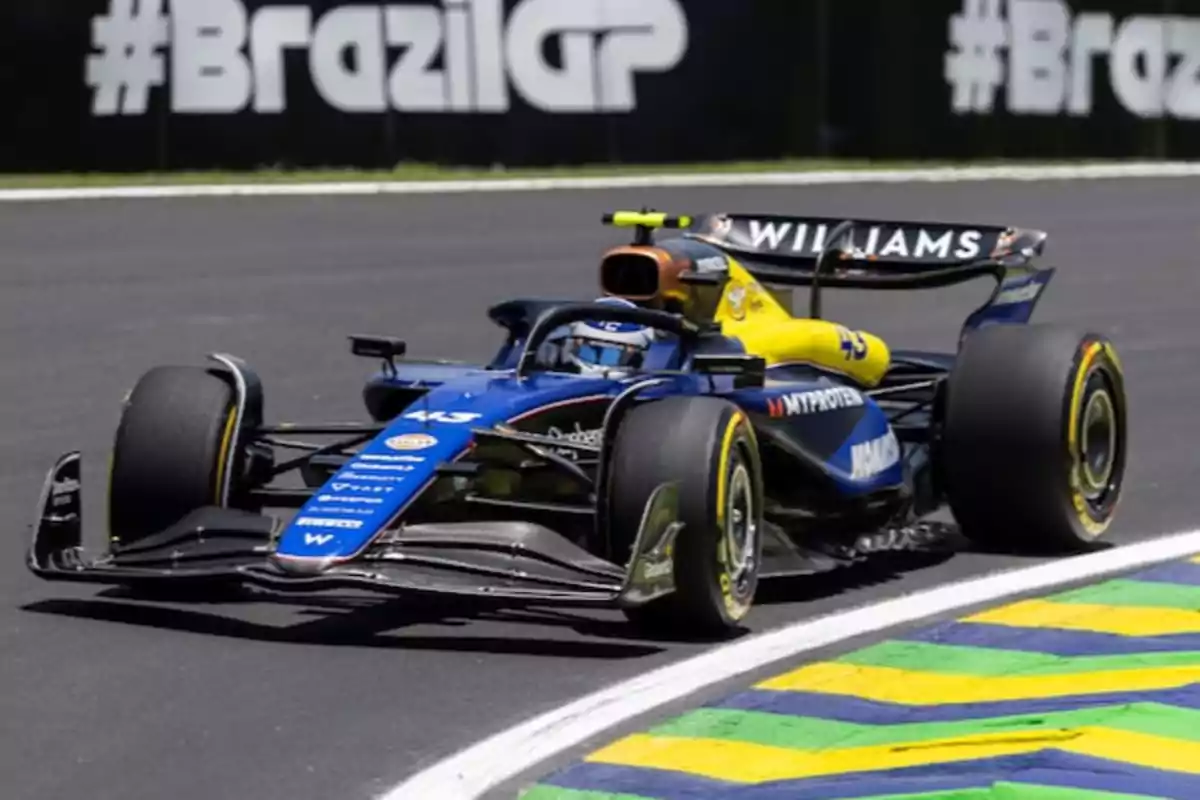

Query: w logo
[304,533,335,546]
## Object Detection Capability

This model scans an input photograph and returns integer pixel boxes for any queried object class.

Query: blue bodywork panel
[276,336,907,562]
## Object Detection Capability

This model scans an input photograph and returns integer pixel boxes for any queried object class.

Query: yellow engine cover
[713,262,891,388]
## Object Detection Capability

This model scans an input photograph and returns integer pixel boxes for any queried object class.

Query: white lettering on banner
[946,0,1200,120]
[746,221,984,262]
[850,432,901,481]
[86,0,689,117]
[297,517,364,530]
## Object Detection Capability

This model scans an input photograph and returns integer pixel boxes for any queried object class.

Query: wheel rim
[1071,359,1125,530]
[723,458,758,601]
[1079,388,1116,498]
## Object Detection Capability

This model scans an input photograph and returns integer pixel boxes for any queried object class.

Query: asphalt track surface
[2,178,1200,800]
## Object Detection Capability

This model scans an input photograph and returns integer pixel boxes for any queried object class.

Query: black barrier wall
[4,0,1200,172]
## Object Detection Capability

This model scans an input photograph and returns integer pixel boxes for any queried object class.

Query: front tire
[606,396,765,638]
[941,324,1127,553]
[108,366,242,549]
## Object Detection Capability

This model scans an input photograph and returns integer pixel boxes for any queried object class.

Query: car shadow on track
[754,548,959,605]
[18,548,950,654]
[21,523,1097,654]
[19,591,668,659]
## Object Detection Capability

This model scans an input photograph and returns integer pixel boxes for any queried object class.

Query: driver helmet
[545,297,655,378]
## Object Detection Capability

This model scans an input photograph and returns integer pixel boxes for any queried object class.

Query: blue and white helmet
[546,297,655,378]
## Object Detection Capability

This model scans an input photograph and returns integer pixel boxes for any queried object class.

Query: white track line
[386,528,1200,800]
[5,161,1200,203]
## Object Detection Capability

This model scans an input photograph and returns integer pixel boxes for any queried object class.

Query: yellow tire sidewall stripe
[213,405,238,506]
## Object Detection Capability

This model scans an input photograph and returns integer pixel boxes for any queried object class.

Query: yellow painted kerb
[758,661,1200,704]
[584,726,1200,784]
[965,598,1200,637]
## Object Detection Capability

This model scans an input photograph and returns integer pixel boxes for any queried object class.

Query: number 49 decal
[404,410,482,424]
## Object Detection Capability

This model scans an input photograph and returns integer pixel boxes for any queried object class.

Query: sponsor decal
[403,410,482,424]
[767,387,864,418]
[385,433,438,451]
[339,472,407,482]
[330,482,393,493]
[544,422,604,461]
[694,255,728,274]
[945,0,1200,121]
[296,516,364,530]
[640,558,673,580]
[306,506,376,516]
[347,462,416,472]
[743,220,986,262]
[726,284,748,320]
[850,431,902,481]
[357,453,424,463]
[50,477,80,507]
[317,495,384,504]
[993,279,1044,306]
[85,0,688,118]
[303,532,335,546]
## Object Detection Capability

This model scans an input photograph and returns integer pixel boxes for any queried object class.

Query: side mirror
[348,335,407,377]
[693,353,766,389]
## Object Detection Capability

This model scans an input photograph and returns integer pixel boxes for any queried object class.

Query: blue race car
[26,210,1128,637]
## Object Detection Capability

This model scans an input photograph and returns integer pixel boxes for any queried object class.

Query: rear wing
[683,213,1049,286]
[602,210,1057,335]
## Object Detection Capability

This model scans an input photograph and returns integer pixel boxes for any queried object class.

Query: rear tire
[606,396,764,638]
[941,324,1127,553]
[108,366,241,549]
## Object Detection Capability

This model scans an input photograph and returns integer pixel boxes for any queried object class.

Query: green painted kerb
[835,639,1200,677]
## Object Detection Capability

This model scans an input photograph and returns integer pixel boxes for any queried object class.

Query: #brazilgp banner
[1,0,814,171]
[3,0,1200,171]
[835,0,1200,160]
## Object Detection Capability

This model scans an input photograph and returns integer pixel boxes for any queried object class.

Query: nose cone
[272,552,340,575]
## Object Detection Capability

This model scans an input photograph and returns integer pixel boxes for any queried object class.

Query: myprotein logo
[85,0,689,117]
[767,387,864,418]
[945,0,1200,119]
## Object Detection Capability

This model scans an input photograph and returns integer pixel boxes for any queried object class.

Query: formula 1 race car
[26,210,1128,637]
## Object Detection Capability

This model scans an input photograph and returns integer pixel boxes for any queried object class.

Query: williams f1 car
[26,210,1128,637]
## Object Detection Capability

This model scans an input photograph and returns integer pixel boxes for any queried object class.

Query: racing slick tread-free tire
[606,396,765,639]
[108,366,240,549]
[941,324,1127,553]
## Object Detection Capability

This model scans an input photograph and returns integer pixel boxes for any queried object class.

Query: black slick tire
[108,366,240,549]
[606,396,764,638]
[941,324,1127,553]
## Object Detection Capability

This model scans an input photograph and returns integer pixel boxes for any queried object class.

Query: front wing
[26,452,682,610]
